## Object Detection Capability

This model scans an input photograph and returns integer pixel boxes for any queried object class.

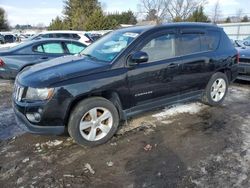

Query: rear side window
[66,42,86,54]
[141,34,176,62]
[179,34,201,55]
[60,33,72,39]
[202,31,220,51]
[41,34,50,38]
[178,31,220,56]
[43,43,64,53]
[72,34,81,40]
[35,45,44,53]
[33,42,64,54]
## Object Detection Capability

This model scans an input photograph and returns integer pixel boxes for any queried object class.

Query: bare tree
[211,0,221,24]
[138,0,206,23]
[167,0,207,21]
[235,8,243,22]
[137,0,171,23]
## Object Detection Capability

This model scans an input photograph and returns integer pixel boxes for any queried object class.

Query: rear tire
[202,72,228,106]
[68,97,119,147]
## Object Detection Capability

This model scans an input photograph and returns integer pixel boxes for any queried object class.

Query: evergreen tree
[187,6,209,22]
[63,0,101,30]
[48,16,66,30]
[85,9,118,31]
[107,11,137,25]
[241,15,249,22]
[0,7,9,31]
[225,17,231,23]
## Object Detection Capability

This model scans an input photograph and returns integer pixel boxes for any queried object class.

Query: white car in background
[31,30,93,45]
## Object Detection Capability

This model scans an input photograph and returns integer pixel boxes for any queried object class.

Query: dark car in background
[3,34,16,43]
[243,40,250,47]
[84,33,102,42]
[237,47,250,81]
[13,23,238,146]
[0,38,86,79]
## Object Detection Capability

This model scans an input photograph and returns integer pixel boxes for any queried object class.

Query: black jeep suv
[13,23,238,146]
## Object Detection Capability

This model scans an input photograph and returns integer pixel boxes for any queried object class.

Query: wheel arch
[217,68,232,82]
[64,91,125,126]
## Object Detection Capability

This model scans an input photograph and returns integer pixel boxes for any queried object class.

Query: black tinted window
[61,33,71,38]
[42,34,50,38]
[179,34,201,55]
[33,44,44,52]
[202,31,220,51]
[72,34,80,40]
[178,31,220,56]
[141,34,176,62]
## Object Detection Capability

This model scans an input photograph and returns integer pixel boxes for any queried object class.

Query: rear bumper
[237,63,250,81]
[0,68,11,79]
[13,101,65,135]
[0,67,15,80]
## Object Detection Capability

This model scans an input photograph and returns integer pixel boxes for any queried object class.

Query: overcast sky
[0,0,249,26]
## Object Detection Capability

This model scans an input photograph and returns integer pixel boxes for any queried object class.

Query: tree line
[48,0,137,31]
[0,0,249,32]
[48,0,249,31]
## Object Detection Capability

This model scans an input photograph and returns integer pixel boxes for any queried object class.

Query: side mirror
[128,51,149,66]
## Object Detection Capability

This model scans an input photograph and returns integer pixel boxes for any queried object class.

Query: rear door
[176,29,218,93]
[127,30,183,106]
[64,42,86,55]
[32,41,66,61]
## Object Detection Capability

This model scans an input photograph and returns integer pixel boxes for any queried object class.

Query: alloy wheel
[210,78,226,102]
[79,107,113,141]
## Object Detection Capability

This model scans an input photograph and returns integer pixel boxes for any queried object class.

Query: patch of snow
[152,102,205,120]
[42,140,63,147]
[84,163,95,174]
[190,115,250,187]
[63,174,75,178]
[161,120,174,125]
[227,86,250,102]
[106,161,114,167]
[0,42,20,49]
[22,157,30,163]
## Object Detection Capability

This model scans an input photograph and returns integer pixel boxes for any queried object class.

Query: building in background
[218,22,250,40]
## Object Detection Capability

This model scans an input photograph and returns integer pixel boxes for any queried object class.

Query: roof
[8,38,85,51]
[116,22,220,34]
[39,30,86,34]
[31,38,82,42]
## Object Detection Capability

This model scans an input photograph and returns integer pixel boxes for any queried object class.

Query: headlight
[25,88,54,101]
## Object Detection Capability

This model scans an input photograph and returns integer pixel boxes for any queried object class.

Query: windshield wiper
[81,53,100,61]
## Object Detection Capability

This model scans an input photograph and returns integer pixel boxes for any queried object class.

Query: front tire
[202,72,229,106]
[68,97,119,147]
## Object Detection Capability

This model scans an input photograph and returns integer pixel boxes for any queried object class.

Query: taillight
[237,52,240,64]
[0,58,4,66]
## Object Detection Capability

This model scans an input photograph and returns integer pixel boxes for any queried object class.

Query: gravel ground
[0,80,250,187]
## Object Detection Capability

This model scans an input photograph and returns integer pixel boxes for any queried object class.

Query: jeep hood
[17,55,110,87]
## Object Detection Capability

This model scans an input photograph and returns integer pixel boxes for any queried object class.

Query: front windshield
[81,31,140,63]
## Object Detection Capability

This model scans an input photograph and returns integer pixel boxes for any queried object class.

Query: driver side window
[141,34,176,63]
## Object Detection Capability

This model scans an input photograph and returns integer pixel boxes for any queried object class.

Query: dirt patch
[0,81,250,187]
[0,80,24,140]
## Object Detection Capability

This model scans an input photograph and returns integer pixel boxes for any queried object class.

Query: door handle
[40,57,48,60]
[168,63,178,68]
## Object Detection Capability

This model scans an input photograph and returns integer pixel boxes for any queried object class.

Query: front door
[126,31,183,106]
